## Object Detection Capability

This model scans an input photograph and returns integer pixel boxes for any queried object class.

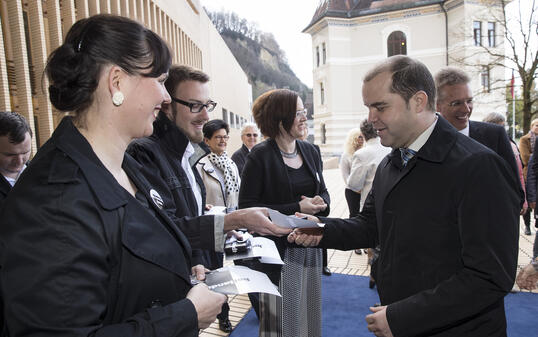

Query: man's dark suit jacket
[127,112,214,264]
[320,117,520,337]
[231,144,250,176]
[0,175,11,206]
[469,120,518,180]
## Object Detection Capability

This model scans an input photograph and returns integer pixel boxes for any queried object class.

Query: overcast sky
[200,0,534,88]
[200,0,320,88]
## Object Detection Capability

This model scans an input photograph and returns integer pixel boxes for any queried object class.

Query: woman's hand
[191,264,209,281]
[186,284,227,329]
[299,195,327,215]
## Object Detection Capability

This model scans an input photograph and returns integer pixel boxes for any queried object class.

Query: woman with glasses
[198,119,241,210]
[197,119,241,331]
[239,89,330,337]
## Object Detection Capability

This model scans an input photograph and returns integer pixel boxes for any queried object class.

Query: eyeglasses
[213,135,230,141]
[448,99,473,108]
[296,108,308,118]
[244,133,258,138]
[171,96,217,113]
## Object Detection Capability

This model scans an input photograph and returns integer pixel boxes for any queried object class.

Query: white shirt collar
[4,164,26,186]
[407,115,438,153]
[458,123,470,137]
[184,142,195,158]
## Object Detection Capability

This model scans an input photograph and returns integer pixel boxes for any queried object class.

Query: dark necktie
[399,148,417,167]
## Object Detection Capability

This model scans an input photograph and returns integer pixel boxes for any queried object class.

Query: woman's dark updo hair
[45,14,171,115]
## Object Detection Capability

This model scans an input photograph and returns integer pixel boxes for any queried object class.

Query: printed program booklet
[205,265,281,296]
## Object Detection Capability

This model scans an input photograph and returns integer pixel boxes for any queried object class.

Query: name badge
[150,189,164,209]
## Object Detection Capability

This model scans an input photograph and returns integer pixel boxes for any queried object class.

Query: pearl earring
[112,91,124,106]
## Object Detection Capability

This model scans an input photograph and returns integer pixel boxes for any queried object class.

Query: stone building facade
[304,0,506,155]
[0,0,252,154]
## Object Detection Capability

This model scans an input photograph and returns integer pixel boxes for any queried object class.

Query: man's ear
[413,91,428,113]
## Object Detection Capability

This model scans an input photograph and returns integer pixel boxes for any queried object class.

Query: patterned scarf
[207,152,240,195]
[531,131,536,153]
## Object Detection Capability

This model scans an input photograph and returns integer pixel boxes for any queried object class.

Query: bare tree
[452,0,537,132]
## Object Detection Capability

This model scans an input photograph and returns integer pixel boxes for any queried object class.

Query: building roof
[303,0,445,32]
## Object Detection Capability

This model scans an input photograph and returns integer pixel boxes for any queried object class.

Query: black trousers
[345,188,361,218]
[523,208,534,227]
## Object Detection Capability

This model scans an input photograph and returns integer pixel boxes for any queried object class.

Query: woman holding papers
[0,15,287,336]
[239,88,330,337]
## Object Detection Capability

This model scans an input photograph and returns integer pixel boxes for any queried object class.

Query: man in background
[0,111,32,205]
[435,67,524,211]
[231,122,259,175]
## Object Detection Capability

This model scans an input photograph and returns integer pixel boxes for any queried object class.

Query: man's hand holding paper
[285,212,324,246]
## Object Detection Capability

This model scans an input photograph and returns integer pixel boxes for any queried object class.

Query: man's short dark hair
[165,65,210,96]
[360,119,377,141]
[364,55,436,111]
[0,111,32,143]
[203,119,229,139]
[434,67,470,103]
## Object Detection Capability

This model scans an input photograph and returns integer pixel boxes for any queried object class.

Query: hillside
[206,10,312,102]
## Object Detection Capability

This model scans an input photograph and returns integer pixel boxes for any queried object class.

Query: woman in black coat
[239,89,330,337]
[0,15,239,337]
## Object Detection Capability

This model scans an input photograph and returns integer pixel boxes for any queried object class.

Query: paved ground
[200,168,537,336]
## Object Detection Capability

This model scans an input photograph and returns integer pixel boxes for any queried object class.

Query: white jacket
[347,137,391,210]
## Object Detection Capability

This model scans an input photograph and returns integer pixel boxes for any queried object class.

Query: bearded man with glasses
[127,65,236,332]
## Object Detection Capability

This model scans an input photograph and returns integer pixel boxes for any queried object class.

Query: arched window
[387,31,407,56]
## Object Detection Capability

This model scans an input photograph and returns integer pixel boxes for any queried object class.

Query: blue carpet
[230,274,538,337]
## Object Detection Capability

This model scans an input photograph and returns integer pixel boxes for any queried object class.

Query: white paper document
[267,209,325,229]
[224,235,284,265]
[205,265,281,296]
[205,205,227,215]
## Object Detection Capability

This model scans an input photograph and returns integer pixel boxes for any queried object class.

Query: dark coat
[231,144,250,176]
[239,138,330,215]
[127,112,215,262]
[469,120,524,206]
[0,175,10,207]
[239,138,330,276]
[321,117,520,337]
[0,117,202,337]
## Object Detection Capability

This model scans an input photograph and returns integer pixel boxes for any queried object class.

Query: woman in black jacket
[239,89,330,337]
[0,15,286,337]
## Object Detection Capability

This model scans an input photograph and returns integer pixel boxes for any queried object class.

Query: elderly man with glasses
[231,122,260,175]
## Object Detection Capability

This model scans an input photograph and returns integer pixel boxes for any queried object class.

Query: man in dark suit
[435,67,519,180]
[128,65,229,332]
[231,122,259,175]
[288,56,520,336]
[0,111,32,206]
